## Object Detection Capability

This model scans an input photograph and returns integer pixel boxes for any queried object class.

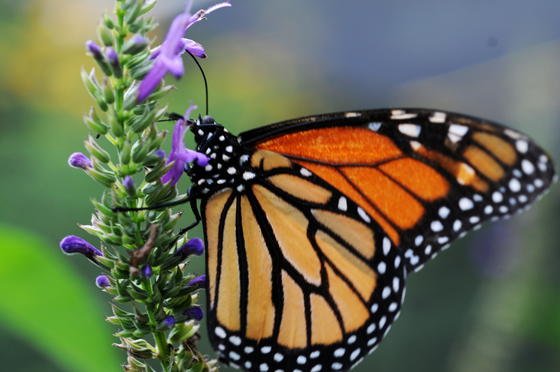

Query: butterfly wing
[203,150,405,371]
[240,108,557,272]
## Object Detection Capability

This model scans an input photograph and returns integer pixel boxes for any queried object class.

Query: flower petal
[164,56,185,79]
[182,38,206,58]
[137,60,167,102]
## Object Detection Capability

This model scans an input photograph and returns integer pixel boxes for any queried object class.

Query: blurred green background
[0,0,559,371]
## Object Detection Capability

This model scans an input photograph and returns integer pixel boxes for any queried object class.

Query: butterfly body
[186,109,556,371]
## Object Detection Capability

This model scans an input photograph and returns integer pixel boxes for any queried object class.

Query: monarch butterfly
[184,108,556,371]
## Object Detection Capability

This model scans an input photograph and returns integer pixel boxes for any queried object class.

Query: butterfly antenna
[186,50,209,116]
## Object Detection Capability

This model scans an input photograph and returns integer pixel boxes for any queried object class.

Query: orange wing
[243,108,556,272]
[204,150,405,371]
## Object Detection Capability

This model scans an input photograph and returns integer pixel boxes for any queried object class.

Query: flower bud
[141,265,152,278]
[131,140,149,163]
[187,274,206,288]
[162,315,175,328]
[123,35,148,54]
[184,306,204,321]
[86,40,103,59]
[177,238,204,258]
[95,275,111,288]
[85,40,112,76]
[106,47,122,78]
[83,111,109,135]
[97,24,114,46]
[103,14,114,29]
[86,167,116,187]
[103,79,115,104]
[68,152,92,169]
[60,235,103,258]
[123,176,135,193]
[85,137,111,163]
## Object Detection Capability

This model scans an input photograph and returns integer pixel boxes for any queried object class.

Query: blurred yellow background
[0,1,559,371]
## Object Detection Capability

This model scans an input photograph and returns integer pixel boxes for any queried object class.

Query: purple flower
[68,152,92,169]
[161,106,209,185]
[123,176,134,191]
[60,235,103,258]
[184,305,204,321]
[142,265,153,278]
[154,149,166,158]
[137,1,231,102]
[177,238,204,258]
[95,275,111,288]
[187,274,206,288]
[162,315,176,328]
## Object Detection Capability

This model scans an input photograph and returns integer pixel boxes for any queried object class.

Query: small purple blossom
[177,238,204,258]
[161,106,209,185]
[123,176,135,191]
[123,35,148,54]
[162,315,176,328]
[187,274,206,288]
[154,149,166,158]
[68,152,92,169]
[95,275,111,288]
[85,40,103,59]
[106,47,118,65]
[142,265,153,278]
[137,1,231,102]
[105,47,121,75]
[184,305,204,321]
[60,235,103,258]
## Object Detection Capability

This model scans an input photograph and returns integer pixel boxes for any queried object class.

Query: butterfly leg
[167,198,202,247]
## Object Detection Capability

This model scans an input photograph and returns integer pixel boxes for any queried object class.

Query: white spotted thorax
[189,116,254,196]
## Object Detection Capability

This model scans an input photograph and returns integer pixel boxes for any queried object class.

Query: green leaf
[0,224,120,372]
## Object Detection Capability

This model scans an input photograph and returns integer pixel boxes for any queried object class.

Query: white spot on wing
[429,112,447,123]
[521,160,535,175]
[448,124,469,143]
[382,237,391,255]
[459,197,474,211]
[357,207,371,223]
[391,110,417,120]
[242,171,256,180]
[439,206,450,219]
[338,197,348,211]
[410,140,421,150]
[398,123,421,137]
[509,178,521,193]
[215,327,226,339]
[368,122,382,131]
[377,262,386,274]
[516,139,529,153]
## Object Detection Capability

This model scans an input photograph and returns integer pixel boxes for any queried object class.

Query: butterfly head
[188,116,251,196]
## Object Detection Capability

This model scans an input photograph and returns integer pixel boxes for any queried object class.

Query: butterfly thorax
[188,116,253,198]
